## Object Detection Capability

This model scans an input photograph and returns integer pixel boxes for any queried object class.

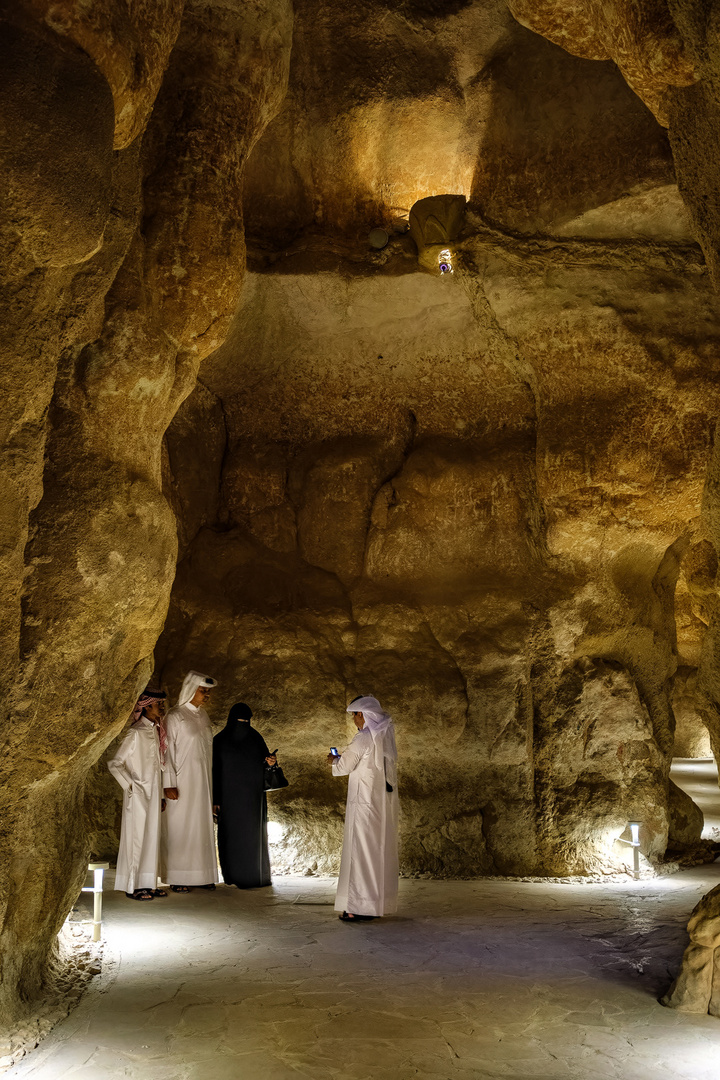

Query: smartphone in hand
[330,747,339,756]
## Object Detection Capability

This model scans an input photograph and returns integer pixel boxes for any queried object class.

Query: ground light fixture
[267,820,285,844]
[80,861,110,940]
[616,820,642,879]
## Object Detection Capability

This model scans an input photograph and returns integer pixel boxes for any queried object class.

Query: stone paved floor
[8,863,720,1080]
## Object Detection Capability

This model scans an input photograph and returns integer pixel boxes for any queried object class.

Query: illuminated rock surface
[153,232,720,882]
[0,0,292,1026]
[4,0,720,1040]
[662,877,720,1016]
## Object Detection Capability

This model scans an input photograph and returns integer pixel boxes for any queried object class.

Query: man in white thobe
[328,695,399,922]
[161,671,219,891]
[108,689,168,900]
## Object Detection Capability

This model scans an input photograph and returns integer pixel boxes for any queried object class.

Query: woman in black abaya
[212,702,276,888]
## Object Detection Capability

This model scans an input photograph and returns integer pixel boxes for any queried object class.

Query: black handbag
[264,749,289,791]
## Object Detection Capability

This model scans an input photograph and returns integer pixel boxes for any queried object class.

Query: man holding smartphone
[327,695,399,923]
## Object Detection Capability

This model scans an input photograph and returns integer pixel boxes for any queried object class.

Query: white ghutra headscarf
[177,671,217,707]
[347,695,398,780]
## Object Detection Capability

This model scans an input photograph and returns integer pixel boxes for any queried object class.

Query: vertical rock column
[662,882,720,1015]
[0,0,292,1025]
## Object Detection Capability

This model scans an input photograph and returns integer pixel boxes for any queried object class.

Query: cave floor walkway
[9,861,720,1080]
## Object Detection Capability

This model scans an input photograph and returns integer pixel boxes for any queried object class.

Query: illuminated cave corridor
[6,0,720,1075]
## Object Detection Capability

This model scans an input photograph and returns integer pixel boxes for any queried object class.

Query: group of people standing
[108,672,399,922]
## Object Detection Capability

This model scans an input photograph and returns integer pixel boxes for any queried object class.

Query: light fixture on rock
[438,248,453,274]
[408,194,466,274]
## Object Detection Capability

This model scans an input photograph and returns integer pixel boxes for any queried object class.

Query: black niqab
[212,702,271,888]
[227,702,253,723]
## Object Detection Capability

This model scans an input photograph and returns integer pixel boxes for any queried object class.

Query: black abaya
[212,720,271,888]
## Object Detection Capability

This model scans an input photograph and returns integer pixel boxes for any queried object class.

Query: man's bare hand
[164,787,179,800]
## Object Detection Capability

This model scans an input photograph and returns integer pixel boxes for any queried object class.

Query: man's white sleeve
[107,732,135,791]
[332,733,366,776]
[163,716,178,787]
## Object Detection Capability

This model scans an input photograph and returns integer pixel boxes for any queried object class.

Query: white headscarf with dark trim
[346,695,397,772]
[177,671,217,708]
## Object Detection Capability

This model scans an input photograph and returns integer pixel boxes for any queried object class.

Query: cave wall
[244,0,685,243]
[149,0,720,883]
[156,225,720,877]
[0,0,292,1026]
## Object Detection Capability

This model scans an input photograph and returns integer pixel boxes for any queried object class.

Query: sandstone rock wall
[0,0,292,1027]
[156,223,720,878]
[504,0,720,284]
[244,1,684,243]
[662,881,720,1014]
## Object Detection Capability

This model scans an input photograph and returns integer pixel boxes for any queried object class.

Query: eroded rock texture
[505,0,720,286]
[156,218,719,878]
[4,0,720,1033]
[0,0,292,1026]
[662,882,720,1014]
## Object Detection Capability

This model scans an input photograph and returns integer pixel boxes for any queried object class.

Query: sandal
[126,890,154,901]
[198,883,216,890]
[339,911,375,922]
[170,885,191,893]
[151,889,168,897]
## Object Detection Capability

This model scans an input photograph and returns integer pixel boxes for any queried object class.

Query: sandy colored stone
[163,381,226,557]
[17,0,184,149]
[470,27,676,234]
[668,778,704,847]
[156,228,720,880]
[673,671,713,757]
[498,0,720,284]
[662,885,720,1012]
[0,16,114,267]
[6,0,720,1043]
[506,0,696,123]
[244,0,682,242]
[0,0,292,1031]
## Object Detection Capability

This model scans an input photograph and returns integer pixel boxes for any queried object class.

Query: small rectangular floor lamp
[616,822,642,880]
[81,862,110,941]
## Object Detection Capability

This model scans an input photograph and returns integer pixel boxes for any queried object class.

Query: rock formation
[662,883,720,1014]
[3,0,720,1033]
[505,0,720,284]
[0,0,292,1026]
[155,214,718,879]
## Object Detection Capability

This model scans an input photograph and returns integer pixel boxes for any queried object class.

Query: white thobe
[107,717,164,894]
[332,726,399,916]
[161,702,219,886]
